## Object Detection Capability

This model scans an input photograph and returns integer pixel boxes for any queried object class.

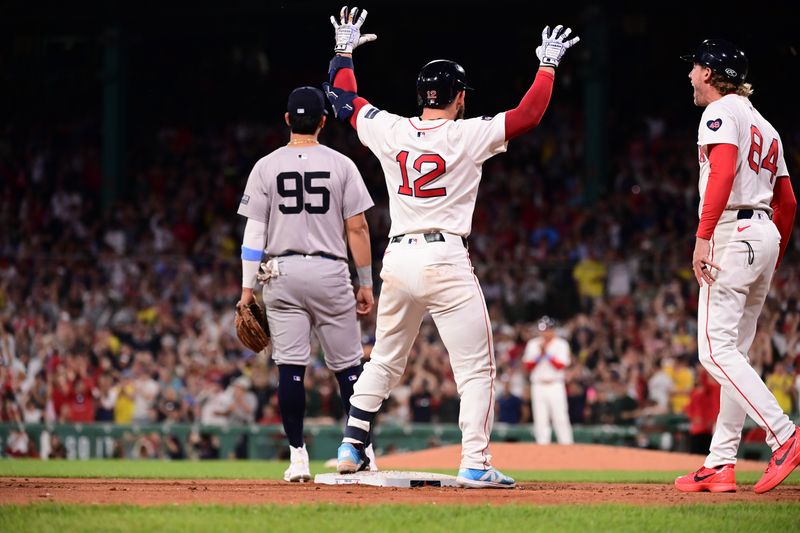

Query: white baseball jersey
[522,337,571,383]
[355,105,508,237]
[238,145,373,259]
[697,94,788,217]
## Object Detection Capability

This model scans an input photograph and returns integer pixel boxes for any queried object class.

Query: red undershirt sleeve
[333,67,369,130]
[504,69,555,140]
[771,176,797,268]
[696,143,738,240]
[548,359,566,370]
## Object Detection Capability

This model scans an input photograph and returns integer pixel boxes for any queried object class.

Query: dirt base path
[378,443,769,471]
[3,445,794,507]
[2,477,799,506]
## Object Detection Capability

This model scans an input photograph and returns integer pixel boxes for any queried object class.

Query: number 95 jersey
[237,144,373,259]
[697,94,788,217]
[356,104,508,238]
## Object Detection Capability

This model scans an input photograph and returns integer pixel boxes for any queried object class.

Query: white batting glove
[330,6,377,54]
[535,25,580,68]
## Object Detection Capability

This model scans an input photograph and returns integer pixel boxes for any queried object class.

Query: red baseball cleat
[754,425,800,494]
[675,464,736,493]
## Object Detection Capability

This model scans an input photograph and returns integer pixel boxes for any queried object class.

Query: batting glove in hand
[536,25,580,68]
[331,6,377,54]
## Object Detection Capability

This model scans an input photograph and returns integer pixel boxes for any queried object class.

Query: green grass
[1,503,799,532]
[1,459,799,485]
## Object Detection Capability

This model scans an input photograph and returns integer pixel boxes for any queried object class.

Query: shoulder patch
[481,115,493,121]
[706,118,723,131]
[364,108,382,119]
[240,194,250,205]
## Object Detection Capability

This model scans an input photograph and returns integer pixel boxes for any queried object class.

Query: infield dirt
[2,444,796,506]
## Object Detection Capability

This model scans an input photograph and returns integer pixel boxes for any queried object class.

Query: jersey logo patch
[481,115,493,121]
[364,108,382,119]
[707,118,723,131]
[240,194,250,205]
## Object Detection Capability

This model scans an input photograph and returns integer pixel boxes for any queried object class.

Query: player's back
[356,105,508,237]
[698,94,788,213]
[246,144,369,259]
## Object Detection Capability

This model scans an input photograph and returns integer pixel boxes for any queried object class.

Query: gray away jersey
[237,144,374,259]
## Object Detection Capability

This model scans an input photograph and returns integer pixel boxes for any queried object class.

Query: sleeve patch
[706,118,723,131]
[364,108,382,119]
[240,194,250,205]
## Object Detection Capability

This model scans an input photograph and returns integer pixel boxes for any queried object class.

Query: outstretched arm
[324,6,376,128]
[505,25,579,140]
[330,55,370,130]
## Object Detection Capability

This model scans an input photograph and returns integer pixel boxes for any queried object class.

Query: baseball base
[313,470,460,488]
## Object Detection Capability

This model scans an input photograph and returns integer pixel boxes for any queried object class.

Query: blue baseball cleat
[337,442,369,474]
[456,467,516,488]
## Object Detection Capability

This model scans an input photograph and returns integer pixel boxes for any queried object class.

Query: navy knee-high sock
[335,364,362,414]
[336,364,372,446]
[278,364,306,448]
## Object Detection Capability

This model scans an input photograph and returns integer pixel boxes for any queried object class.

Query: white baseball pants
[532,382,574,445]
[699,211,796,467]
[348,233,497,470]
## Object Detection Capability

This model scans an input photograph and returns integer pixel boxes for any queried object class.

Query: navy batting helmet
[416,59,473,108]
[681,39,748,85]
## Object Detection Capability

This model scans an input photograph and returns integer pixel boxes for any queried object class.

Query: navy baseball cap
[287,86,327,117]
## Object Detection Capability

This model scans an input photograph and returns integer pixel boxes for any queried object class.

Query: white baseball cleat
[365,443,378,472]
[283,444,311,482]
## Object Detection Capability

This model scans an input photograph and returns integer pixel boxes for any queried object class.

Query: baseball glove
[235,300,270,352]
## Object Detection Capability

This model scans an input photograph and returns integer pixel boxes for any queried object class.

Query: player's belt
[737,209,772,220]
[389,232,468,248]
[276,251,346,262]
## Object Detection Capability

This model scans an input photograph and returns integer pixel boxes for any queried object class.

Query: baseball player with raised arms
[237,86,377,482]
[674,39,799,494]
[322,6,579,488]
[522,316,574,445]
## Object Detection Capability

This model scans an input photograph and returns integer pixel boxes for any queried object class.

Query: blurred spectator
[258,403,282,425]
[5,428,37,457]
[572,248,607,311]
[766,362,794,415]
[94,373,117,422]
[667,356,694,414]
[228,376,256,425]
[114,380,136,423]
[164,434,186,459]
[497,377,523,424]
[684,365,721,455]
[647,358,674,414]
[189,431,221,460]
[435,379,460,424]
[409,374,433,423]
[66,378,95,423]
[200,379,230,426]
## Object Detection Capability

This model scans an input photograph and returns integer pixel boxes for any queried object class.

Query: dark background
[3,0,799,130]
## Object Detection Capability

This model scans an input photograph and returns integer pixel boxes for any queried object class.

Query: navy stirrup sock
[278,364,307,448]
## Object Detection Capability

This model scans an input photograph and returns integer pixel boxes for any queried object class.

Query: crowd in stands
[1,102,799,459]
